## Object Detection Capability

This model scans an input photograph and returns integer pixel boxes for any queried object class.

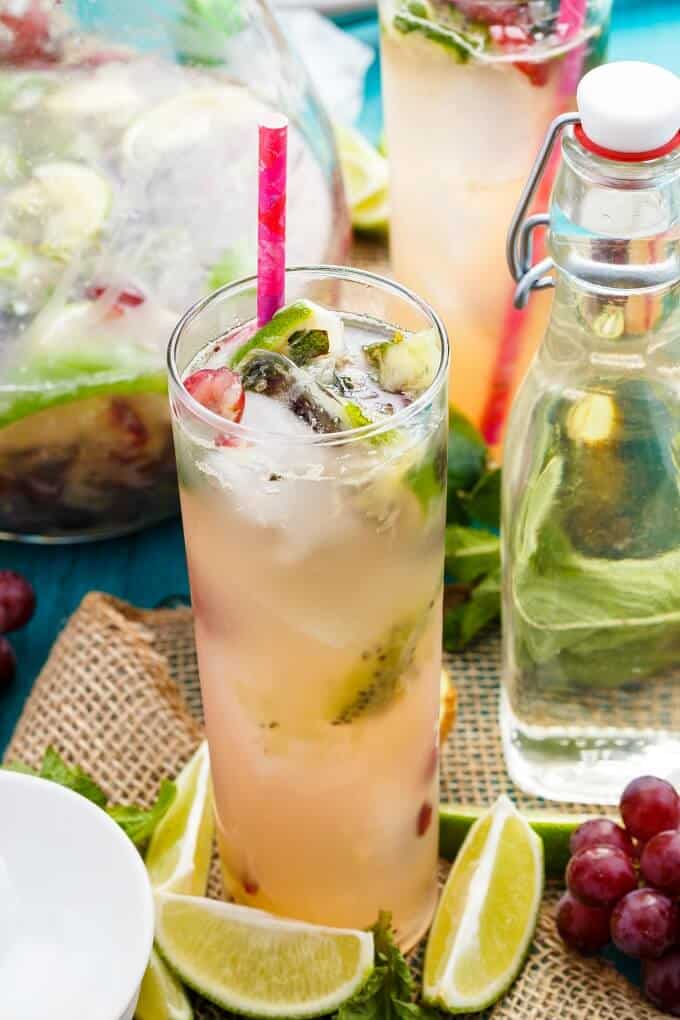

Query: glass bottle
[0,0,348,542]
[501,62,680,804]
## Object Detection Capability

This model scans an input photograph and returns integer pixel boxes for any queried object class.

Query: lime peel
[439,802,592,878]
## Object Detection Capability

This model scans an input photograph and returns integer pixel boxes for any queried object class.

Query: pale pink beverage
[168,267,449,948]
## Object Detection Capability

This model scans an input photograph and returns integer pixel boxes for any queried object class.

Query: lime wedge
[136,947,193,1020]
[334,123,389,236]
[352,188,389,236]
[230,299,344,368]
[122,87,255,165]
[424,796,543,1013]
[439,803,591,878]
[155,893,374,1018]
[146,741,214,896]
[8,162,112,258]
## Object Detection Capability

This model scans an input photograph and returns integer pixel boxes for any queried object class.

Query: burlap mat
[3,591,661,1019]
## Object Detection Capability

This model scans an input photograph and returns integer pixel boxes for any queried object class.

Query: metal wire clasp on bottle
[506,112,580,310]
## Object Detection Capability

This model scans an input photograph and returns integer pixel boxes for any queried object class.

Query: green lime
[146,741,214,896]
[155,893,374,1018]
[334,123,389,236]
[425,796,543,1013]
[439,803,591,878]
[136,947,193,1020]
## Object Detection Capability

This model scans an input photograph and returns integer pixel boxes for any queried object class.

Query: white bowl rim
[0,770,155,1020]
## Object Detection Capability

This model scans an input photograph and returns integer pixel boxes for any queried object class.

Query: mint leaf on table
[107,779,176,849]
[5,746,109,808]
[337,912,441,1020]
[3,747,174,849]
[39,745,109,808]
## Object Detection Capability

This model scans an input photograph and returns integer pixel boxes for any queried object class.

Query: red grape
[611,889,677,960]
[0,637,16,690]
[620,776,680,842]
[644,951,680,1016]
[566,846,637,908]
[556,892,611,954]
[570,818,635,860]
[0,571,36,633]
[641,831,680,896]
[184,368,245,423]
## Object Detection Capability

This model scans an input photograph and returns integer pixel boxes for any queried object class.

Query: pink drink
[169,267,449,948]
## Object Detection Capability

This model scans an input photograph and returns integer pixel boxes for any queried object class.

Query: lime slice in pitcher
[146,741,214,896]
[155,893,375,1018]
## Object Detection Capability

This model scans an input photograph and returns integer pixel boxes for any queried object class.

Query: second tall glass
[380,0,612,450]
[169,266,449,949]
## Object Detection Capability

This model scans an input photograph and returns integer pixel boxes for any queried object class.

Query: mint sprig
[337,912,440,1020]
[5,746,175,849]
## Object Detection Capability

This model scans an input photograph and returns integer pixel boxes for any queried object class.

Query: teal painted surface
[1,0,680,754]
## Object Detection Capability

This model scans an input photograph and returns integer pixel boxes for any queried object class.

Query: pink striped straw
[559,0,589,98]
[257,113,288,327]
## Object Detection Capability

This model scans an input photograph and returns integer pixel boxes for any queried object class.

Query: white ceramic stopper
[577,61,680,153]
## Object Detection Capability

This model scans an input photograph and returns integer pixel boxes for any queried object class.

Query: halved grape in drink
[566,845,637,908]
[184,368,245,423]
[611,889,677,960]
[620,776,680,843]
[556,892,611,955]
[0,637,16,690]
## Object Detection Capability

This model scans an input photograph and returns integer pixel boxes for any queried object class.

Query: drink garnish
[364,328,439,396]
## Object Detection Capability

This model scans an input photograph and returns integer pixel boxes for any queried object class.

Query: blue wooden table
[1,0,679,753]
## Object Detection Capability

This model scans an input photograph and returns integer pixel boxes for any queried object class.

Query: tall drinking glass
[379,0,612,449]
[168,266,449,949]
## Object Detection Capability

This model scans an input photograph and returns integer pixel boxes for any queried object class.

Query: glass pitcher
[501,62,680,804]
[0,0,349,542]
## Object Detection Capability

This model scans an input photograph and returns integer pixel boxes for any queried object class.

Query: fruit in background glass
[641,832,680,897]
[620,777,680,843]
[556,892,611,955]
[610,890,678,960]
[566,846,637,909]
[0,636,16,689]
[569,817,635,860]
[0,570,36,633]
[0,1,348,542]
[644,951,680,1017]
[379,0,612,446]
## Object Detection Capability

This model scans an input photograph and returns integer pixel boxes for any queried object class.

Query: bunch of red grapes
[558,777,680,1015]
[0,571,36,688]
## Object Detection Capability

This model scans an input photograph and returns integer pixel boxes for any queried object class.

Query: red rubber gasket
[574,124,680,163]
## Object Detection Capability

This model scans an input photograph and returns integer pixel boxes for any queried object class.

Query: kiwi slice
[331,616,423,725]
